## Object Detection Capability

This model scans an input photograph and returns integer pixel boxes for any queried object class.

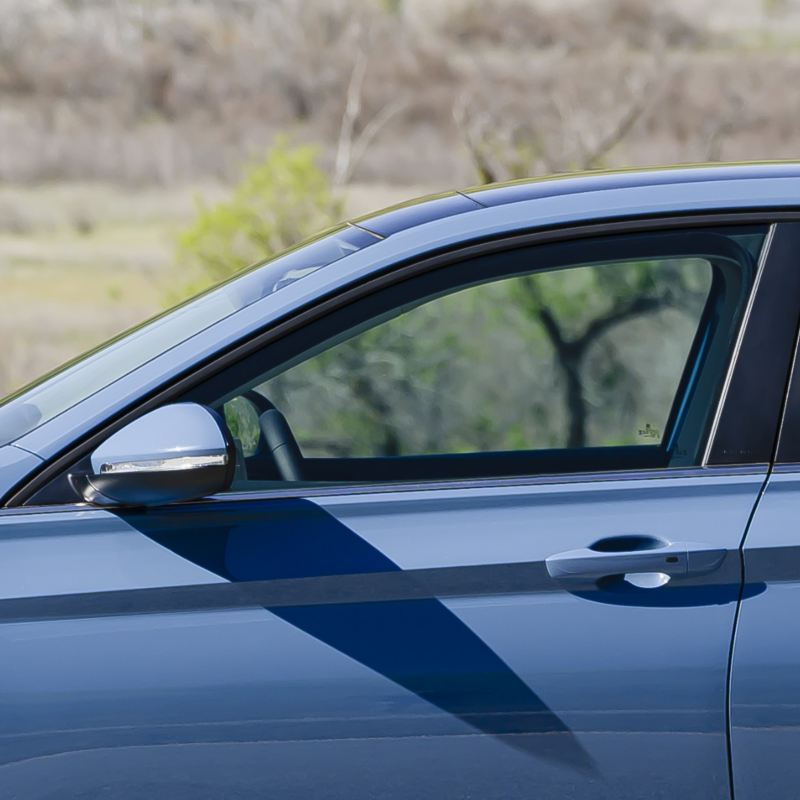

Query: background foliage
[0,0,796,430]
[178,139,342,290]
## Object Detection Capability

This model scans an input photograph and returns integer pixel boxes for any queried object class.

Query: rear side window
[186,226,766,488]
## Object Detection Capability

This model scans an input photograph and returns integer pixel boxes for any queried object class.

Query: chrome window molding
[771,463,800,474]
[213,464,768,504]
[0,463,768,517]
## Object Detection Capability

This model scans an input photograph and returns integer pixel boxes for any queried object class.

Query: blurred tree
[179,135,709,463]
[512,260,701,448]
[259,261,710,459]
[452,66,662,182]
[178,138,343,290]
[177,138,344,447]
[452,79,715,448]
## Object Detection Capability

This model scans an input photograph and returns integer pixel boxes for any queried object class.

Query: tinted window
[260,260,710,456]
[186,227,765,488]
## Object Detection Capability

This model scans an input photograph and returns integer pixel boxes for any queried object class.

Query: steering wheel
[258,406,305,482]
[242,390,304,482]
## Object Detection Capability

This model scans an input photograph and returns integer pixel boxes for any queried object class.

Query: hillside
[3,0,800,395]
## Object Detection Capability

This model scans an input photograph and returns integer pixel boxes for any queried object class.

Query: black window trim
[707,221,800,465]
[0,464,769,519]
[770,221,800,467]
[6,211,799,508]
[701,223,773,464]
[197,228,757,484]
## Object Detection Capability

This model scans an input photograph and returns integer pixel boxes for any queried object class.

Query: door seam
[725,470,769,800]
[727,343,798,797]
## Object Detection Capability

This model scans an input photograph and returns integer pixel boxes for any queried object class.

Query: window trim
[207,231,751,480]
[768,222,800,466]
[6,212,793,508]
[0,464,768,519]
[209,463,768,505]
[715,222,800,466]
[701,224,773,463]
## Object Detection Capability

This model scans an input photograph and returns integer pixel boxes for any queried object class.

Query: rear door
[1,219,795,800]
[730,225,800,800]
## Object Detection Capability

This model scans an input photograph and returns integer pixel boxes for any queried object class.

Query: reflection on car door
[0,475,765,799]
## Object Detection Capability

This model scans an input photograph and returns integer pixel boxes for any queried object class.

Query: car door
[0,219,795,800]
[730,238,800,800]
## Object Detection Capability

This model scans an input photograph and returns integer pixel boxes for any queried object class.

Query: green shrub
[178,138,343,291]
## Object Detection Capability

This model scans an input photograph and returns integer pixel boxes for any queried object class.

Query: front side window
[185,226,766,488]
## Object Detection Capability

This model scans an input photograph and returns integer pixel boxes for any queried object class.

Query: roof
[352,162,800,238]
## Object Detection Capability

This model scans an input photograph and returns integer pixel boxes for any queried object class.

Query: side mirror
[70,403,234,507]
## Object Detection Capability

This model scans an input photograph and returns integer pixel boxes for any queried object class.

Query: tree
[177,138,344,447]
[452,65,663,182]
[452,68,712,447]
[178,138,343,290]
[512,261,697,448]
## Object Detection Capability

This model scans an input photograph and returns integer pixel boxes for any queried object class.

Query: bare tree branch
[704,93,744,162]
[515,272,674,448]
[453,94,501,184]
[347,96,407,179]
[518,275,570,352]
[334,41,408,187]
[334,45,368,186]
[577,71,662,169]
[579,295,668,348]
[455,62,664,183]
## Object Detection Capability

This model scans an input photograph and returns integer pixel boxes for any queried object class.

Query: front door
[1,220,791,799]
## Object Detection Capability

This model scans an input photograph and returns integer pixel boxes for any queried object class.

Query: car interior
[195,229,762,491]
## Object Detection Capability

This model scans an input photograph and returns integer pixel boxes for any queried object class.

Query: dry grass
[3,0,800,396]
[0,181,428,397]
[0,0,798,187]
[0,220,172,395]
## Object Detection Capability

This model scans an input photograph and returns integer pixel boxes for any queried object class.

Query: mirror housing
[70,403,234,507]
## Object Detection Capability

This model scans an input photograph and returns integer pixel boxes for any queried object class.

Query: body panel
[0,447,41,498]
[465,163,800,207]
[730,233,800,799]
[730,469,800,799]
[0,472,763,798]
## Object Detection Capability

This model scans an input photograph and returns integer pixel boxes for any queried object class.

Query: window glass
[188,227,766,488]
[256,259,709,458]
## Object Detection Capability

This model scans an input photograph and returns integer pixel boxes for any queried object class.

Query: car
[1,163,799,799]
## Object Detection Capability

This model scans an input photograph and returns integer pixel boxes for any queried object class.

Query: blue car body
[1,163,800,798]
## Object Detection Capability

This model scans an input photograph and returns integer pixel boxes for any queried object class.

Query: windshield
[0,224,378,447]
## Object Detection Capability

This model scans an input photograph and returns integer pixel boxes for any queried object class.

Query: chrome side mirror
[70,403,234,507]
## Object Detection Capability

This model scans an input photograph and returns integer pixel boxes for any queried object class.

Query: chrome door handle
[546,537,726,585]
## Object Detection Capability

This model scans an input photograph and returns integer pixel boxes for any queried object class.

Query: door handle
[546,536,726,586]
